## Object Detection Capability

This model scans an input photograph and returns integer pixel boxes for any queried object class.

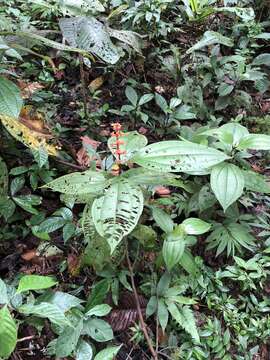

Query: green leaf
[59,17,120,64]
[108,28,142,54]
[138,93,154,106]
[179,251,199,276]
[38,217,66,233]
[158,299,169,331]
[218,83,234,97]
[85,279,110,311]
[0,306,17,359]
[82,318,113,342]
[94,345,122,360]
[237,134,270,150]
[0,278,8,304]
[32,145,48,168]
[13,195,42,214]
[146,296,158,317]
[163,227,186,271]
[205,123,249,147]
[155,93,168,113]
[108,131,147,162]
[132,141,229,175]
[167,302,199,342]
[43,170,106,195]
[92,179,144,254]
[181,218,211,235]
[56,320,83,357]
[187,31,233,54]
[157,272,171,297]
[36,291,83,312]
[59,0,105,15]
[210,163,244,211]
[243,170,270,194]
[17,275,58,293]
[125,86,138,106]
[76,339,93,360]
[85,304,111,317]
[19,302,70,327]
[252,53,270,66]
[0,76,23,117]
[0,157,8,196]
[152,206,174,233]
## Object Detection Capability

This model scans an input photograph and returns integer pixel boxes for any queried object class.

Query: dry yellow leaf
[89,76,104,92]
[0,114,59,156]
[20,106,48,134]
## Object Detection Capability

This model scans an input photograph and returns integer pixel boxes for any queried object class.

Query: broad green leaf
[0,76,23,117]
[59,17,120,64]
[85,304,111,317]
[0,156,8,196]
[237,134,270,150]
[13,194,42,214]
[38,217,66,233]
[252,53,270,66]
[85,279,110,311]
[179,251,199,276]
[132,141,229,175]
[56,320,83,357]
[218,83,234,97]
[0,278,8,304]
[19,302,70,327]
[157,272,171,297]
[36,291,83,312]
[167,302,199,342]
[92,179,144,253]
[187,31,233,54]
[76,339,93,360]
[82,318,113,342]
[94,345,122,360]
[108,131,147,162]
[151,206,174,233]
[155,93,168,113]
[146,296,158,317]
[158,299,169,331]
[163,227,186,271]
[203,123,249,147]
[243,170,270,194]
[59,0,105,15]
[43,170,106,195]
[181,218,211,235]
[0,306,17,359]
[210,163,244,211]
[17,275,58,293]
[125,86,138,106]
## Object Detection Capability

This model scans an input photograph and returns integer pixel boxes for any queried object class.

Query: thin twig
[79,54,89,118]
[17,336,35,343]
[125,242,158,360]
[54,158,87,171]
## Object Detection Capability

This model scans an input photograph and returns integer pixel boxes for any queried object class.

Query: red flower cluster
[111,123,126,161]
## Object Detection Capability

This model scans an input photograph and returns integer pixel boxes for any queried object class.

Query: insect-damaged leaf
[132,141,229,175]
[92,179,144,253]
[44,170,106,195]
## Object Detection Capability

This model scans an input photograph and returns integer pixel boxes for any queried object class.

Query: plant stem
[79,54,88,118]
[125,243,159,360]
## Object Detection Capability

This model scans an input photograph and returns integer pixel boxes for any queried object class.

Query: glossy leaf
[76,339,93,360]
[85,304,111,317]
[238,134,270,150]
[210,163,244,211]
[152,206,174,233]
[181,218,211,235]
[94,345,122,360]
[132,141,229,175]
[187,31,233,54]
[82,318,113,342]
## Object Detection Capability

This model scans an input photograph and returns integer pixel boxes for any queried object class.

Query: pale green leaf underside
[59,17,120,64]
[92,179,144,253]
[44,170,106,195]
[0,306,17,359]
[238,134,270,150]
[17,275,58,293]
[187,30,233,54]
[132,141,229,175]
[210,163,244,211]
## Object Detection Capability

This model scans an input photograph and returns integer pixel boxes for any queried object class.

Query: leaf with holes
[82,318,113,342]
[60,0,105,15]
[0,76,23,117]
[210,163,244,211]
[108,131,147,163]
[44,170,106,195]
[132,141,229,175]
[92,179,144,254]
[59,17,120,64]
[0,306,17,359]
